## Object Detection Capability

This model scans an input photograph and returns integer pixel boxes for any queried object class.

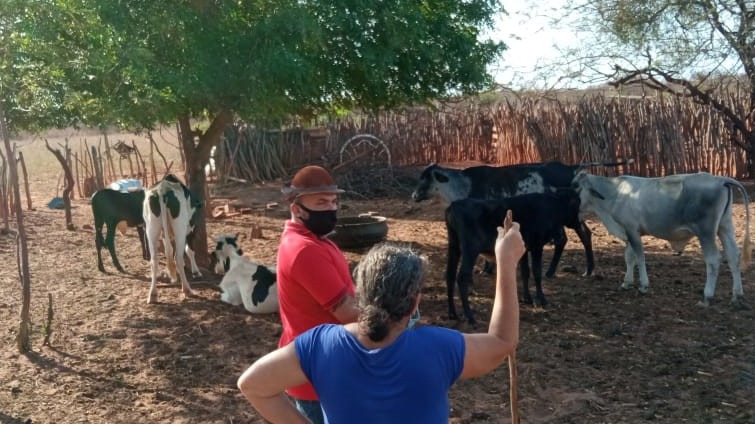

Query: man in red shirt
[276,165,360,424]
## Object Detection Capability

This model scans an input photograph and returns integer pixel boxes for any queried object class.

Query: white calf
[143,174,203,304]
[213,235,279,314]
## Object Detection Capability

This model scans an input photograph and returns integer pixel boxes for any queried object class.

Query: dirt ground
[1,149,755,423]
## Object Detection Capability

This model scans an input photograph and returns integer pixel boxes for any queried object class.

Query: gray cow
[572,171,751,307]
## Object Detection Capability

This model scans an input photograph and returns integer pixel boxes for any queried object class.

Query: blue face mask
[407,308,421,329]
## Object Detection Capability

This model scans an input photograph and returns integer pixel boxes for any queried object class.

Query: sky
[484,1,584,89]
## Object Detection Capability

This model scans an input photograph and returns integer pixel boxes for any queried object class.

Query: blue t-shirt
[295,324,465,424]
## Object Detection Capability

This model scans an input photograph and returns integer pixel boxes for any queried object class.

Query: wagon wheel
[335,134,393,197]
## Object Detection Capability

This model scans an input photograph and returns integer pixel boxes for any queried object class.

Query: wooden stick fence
[71,135,177,197]
[219,94,749,181]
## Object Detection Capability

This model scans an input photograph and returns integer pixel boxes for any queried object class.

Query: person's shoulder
[412,325,462,340]
[307,323,345,338]
[299,324,347,349]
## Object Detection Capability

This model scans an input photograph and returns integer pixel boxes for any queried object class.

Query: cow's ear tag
[434,171,449,183]
[589,188,605,200]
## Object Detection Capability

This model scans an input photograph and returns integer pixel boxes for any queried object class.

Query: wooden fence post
[16,151,32,209]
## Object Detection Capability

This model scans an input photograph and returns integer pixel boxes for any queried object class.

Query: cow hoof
[535,298,548,308]
[544,271,556,279]
[147,293,158,304]
[620,282,633,290]
[182,289,198,299]
[731,296,751,310]
[697,297,713,307]
[638,286,648,294]
[449,312,459,321]
[192,272,203,279]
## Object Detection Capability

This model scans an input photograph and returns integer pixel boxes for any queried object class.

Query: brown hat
[281,165,344,201]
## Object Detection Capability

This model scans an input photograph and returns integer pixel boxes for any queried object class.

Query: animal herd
[92,174,278,312]
[91,161,752,322]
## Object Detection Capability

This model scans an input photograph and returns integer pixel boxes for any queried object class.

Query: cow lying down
[212,235,279,314]
[573,171,751,308]
[446,191,587,324]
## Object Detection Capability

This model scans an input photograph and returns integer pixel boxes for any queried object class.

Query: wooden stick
[509,353,520,424]
[16,151,32,210]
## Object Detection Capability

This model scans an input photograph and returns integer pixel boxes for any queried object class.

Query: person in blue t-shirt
[238,212,525,424]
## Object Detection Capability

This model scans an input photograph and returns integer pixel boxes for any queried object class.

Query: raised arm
[237,343,312,423]
[460,211,525,379]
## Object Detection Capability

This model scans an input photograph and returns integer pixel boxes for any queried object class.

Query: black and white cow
[143,174,203,304]
[572,171,751,307]
[209,233,243,275]
[411,160,629,277]
[446,191,581,324]
[212,235,279,314]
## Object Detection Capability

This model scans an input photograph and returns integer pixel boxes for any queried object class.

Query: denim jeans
[293,398,325,424]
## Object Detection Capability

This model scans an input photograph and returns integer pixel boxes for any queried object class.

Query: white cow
[143,174,203,304]
[212,235,279,314]
[573,171,751,307]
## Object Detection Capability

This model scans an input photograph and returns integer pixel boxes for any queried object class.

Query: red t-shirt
[276,220,356,400]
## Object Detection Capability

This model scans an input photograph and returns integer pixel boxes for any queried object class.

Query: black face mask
[297,203,338,236]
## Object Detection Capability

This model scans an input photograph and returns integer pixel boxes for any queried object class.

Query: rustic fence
[43,92,750,203]
[217,93,750,184]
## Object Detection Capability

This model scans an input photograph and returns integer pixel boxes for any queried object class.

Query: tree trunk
[0,102,32,353]
[0,149,8,233]
[177,110,234,268]
[46,141,76,230]
[17,151,33,210]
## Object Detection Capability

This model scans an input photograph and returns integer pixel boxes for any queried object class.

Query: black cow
[92,188,149,273]
[413,160,631,276]
[446,191,584,325]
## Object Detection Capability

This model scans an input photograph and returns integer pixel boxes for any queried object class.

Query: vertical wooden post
[16,151,32,209]
[73,152,83,199]
[47,140,76,230]
[91,145,104,189]
[132,141,146,180]
[0,99,33,352]
[127,150,134,177]
[0,149,8,233]
[103,132,116,182]
[149,135,157,186]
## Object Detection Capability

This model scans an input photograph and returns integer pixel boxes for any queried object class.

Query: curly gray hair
[353,242,426,342]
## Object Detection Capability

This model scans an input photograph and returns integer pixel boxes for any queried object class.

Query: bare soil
[1,160,755,423]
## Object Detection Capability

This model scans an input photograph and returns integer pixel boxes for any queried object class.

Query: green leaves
[1,0,505,133]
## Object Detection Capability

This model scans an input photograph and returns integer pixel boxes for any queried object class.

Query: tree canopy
[1,0,506,132]
[0,0,507,264]
[540,0,755,174]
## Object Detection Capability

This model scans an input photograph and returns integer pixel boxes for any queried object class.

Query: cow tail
[727,179,751,270]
